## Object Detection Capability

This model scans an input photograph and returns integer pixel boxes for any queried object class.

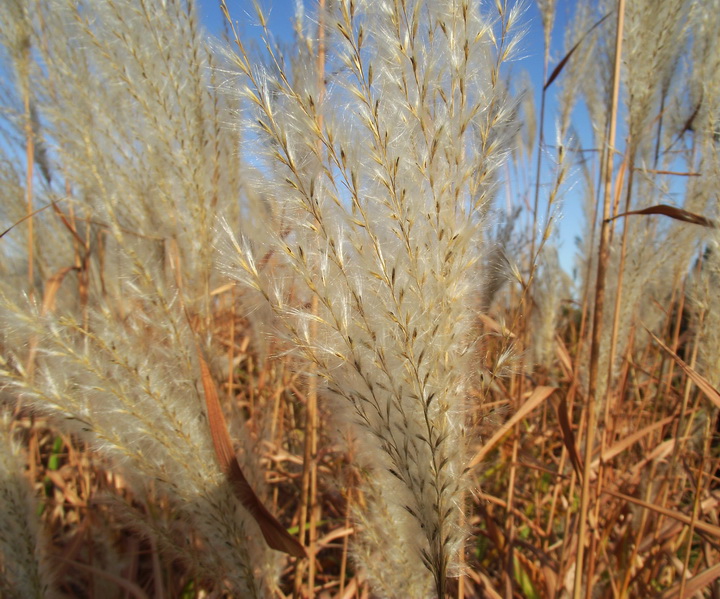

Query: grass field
[0,0,719,597]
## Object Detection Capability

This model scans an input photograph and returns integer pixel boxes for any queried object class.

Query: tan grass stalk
[504,384,520,596]
[294,5,327,596]
[678,416,712,599]
[575,2,625,596]
[586,148,632,597]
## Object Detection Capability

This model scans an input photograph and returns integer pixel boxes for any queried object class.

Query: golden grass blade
[599,414,675,464]
[659,563,720,599]
[647,329,720,410]
[477,571,504,599]
[469,386,556,469]
[197,351,307,558]
[25,266,80,379]
[554,335,573,376]
[315,526,353,549]
[604,489,720,538]
[637,169,701,177]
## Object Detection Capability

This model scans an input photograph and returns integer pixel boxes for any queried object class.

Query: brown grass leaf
[647,329,720,410]
[599,413,675,464]
[197,352,307,558]
[51,201,88,248]
[0,200,56,239]
[544,12,612,91]
[607,204,715,228]
[469,386,556,469]
[556,395,583,480]
[604,489,720,538]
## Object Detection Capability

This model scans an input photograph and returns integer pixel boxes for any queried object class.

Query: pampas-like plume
[0,288,280,597]
[220,0,519,595]
[0,0,282,594]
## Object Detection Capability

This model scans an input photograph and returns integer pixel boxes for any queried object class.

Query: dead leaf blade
[544,12,612,90]
[659,562,720,599]
[607,204,715,228]
[604,489,720,538]
[198,352,306,558]
[556,396,583,480]
[647,329,720,409]
[601,414,675,464]
[469,386,556,469]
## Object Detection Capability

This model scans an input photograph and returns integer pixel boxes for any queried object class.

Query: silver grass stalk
[219,0,519,595]
[577,0,615,145]
[556,2,597,137]
[573,0,710,419]
[688,0,720,139]
[0,412,56,599]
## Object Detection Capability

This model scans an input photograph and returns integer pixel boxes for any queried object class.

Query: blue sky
[196,0,586,277]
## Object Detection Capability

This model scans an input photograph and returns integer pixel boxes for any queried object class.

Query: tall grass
[1,0,719,597]
[217,1,521,595]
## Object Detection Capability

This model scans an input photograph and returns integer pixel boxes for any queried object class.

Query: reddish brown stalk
[664,277,687,399]
[679,417,712,599]
[227,285,236,407]
[574,3,625,596]
[587,148,634,597]
[458,489,466,599]
[605,154,634,409]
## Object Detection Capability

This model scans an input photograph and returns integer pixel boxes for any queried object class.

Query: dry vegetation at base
[0,0,719,597]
